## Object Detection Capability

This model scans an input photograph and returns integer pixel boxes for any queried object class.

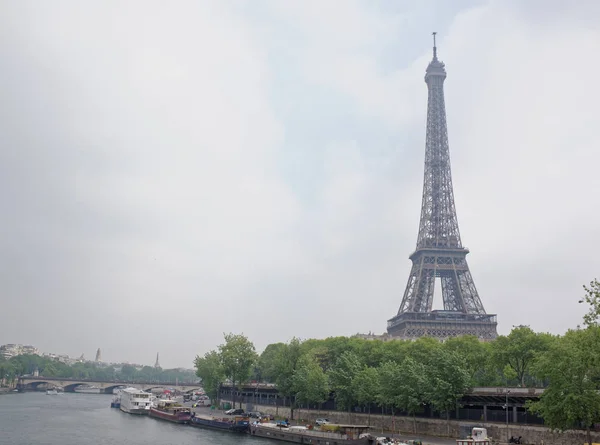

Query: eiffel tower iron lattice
[387,34,498,341]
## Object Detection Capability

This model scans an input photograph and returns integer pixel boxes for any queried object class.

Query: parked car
[315,418,330,426]
[225,408,245,415]
[246,411,262,418]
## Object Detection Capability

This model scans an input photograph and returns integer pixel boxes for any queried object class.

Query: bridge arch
[63,383,92,392]
[25,381,51,390]
[103,384,128,394]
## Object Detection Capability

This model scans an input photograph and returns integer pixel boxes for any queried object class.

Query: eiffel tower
[387,34,498,341]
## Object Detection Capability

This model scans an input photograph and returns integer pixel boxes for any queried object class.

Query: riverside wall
[224,399,600,445]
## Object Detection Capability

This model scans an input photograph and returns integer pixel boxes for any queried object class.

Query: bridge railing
[18,376,201,386]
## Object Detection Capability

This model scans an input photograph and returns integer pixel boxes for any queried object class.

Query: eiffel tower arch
[387,34,498,341]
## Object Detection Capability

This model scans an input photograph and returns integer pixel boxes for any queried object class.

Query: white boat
[119,387,152,415]
[46,389,59,395]
[74,385,102,394]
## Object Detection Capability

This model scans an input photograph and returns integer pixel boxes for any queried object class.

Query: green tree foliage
[352,366,379,416]
[0,360,18,386]
[257,342,285,382]
[4,354,195,383]
[528,328,600,445]
[580,278,600,328]
[491,326,555,386]
[273,338,304,419]
[194,350,224,404]
[405,337,441,368]
[292,354,329,408]
[377,360,403,413]
[444,335,497,386]
[218,333,257,408]
[328,351,362,411]
[426,349,471,427]
[396,357,428,432]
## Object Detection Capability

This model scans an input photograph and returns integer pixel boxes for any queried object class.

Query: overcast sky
[1,0,599,369]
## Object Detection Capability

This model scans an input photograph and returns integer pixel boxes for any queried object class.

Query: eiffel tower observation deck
[387,34,498,341]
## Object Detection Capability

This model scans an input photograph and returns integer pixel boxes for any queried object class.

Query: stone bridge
[17,376,203,394]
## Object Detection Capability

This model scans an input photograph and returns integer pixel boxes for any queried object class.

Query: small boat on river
[110,392,121,408]
[249,422,373,444]
[190,414,250,433]
[149,400,192,424]
[46,388,59,395]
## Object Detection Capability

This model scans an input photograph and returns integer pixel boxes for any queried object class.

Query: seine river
[0,392,273,445]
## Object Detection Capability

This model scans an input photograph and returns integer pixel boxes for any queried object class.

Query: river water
[0,392,273,445]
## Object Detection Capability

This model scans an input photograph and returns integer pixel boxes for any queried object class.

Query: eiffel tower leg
[441,274,464,312]
[455,267,486,314]
[397,257,435,315]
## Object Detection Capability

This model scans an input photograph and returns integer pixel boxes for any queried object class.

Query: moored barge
[249,423,374,445]
[119,388,152,415]
[190,414,250,433]
[149,400,192,424]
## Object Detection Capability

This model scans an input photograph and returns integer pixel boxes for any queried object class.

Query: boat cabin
[155,400,191,414]
[328,424,370,440]
[456,427,490,445]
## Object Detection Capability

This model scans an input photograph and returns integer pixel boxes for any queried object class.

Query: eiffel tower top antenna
[432,31,437,60]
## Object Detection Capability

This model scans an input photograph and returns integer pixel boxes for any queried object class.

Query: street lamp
[504,389,511,444]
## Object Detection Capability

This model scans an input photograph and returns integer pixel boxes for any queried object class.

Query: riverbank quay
[220,400,600,445]
[189,405,455,445]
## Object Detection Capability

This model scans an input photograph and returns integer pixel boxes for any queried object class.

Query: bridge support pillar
[483,404,487,422]
[512,405,518,423]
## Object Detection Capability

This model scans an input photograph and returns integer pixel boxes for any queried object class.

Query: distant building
[0,344,40,359]
[352,332,393,341]
[95,348,102,362]
[154,353,160,369]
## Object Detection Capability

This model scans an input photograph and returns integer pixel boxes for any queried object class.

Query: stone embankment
[223,400,600,445]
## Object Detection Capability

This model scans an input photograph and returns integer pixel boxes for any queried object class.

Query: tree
[528,328,600,445]
[405,337,441,368]
[580,279,600,328]
[218,333,257,409]
[491,326,554,386]
[194,350,224,405]
[328,351,362,411]
[357,339,388,368]
[119,364,137,381]
[257,342,286,383]
[352,366,379,423]
[42,362,59,377]
[0,361,17,386]
[396,357,428,433]
[443,335,495,386]
[273,338,304,419]
[426,349,471,435]
[377,359,405,434]
[292,354,329,410]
